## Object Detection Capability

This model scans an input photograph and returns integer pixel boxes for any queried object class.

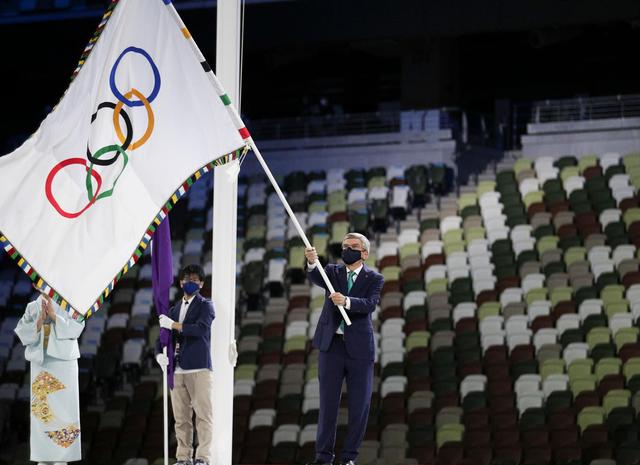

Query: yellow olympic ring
[113,87,155,150]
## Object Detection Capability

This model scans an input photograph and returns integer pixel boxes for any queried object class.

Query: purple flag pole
[152,216,174,387]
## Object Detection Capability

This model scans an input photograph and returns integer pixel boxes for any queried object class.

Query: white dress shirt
[307,261,362,334]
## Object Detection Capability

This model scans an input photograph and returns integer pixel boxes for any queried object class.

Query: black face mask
[341,247,362,265]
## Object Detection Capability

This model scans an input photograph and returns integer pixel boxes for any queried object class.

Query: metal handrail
[529,94,640,123]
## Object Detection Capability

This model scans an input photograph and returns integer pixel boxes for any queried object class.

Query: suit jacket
[157,293,215,370]
[308,263,384,361]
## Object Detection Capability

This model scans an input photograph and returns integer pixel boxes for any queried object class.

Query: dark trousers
[316,334,374,462]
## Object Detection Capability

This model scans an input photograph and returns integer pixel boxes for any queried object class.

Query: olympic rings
[85,145,129,201]
[109,47,161,107]
[87,102,133,166]
[46,46,160,219]
[113,88,154,151]
[45,158,103,219]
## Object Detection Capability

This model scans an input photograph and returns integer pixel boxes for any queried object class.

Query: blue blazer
[157,293,215,370]
[308,263,384,361]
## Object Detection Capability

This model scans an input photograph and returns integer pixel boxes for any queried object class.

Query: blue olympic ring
[109,46,161,107]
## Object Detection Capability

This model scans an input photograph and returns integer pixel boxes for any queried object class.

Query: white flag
[0,0,249,317]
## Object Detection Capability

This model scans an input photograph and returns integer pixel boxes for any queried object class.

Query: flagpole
[247,138,352,326]
[162,347,169,465]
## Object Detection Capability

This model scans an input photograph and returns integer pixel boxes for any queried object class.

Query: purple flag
[152,216,174,388]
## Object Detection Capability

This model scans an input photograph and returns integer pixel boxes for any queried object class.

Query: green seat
[568,358,593,380]
[579,155,599,173]
[284,336,307,353]
[426,278,448,295]
[478,302,500,320]
[586,327,612,351]
[330,221,350,243]
[444,241,466,256]
[525,288,548,305]
[537,236,560,255]
[594,357,622,381]
[436,423,465,448]
[604,300,629,319]
[235,364,258,380]
[477,180,496,196]
[458,193,478,211]
[623,358,640,381]
[400,243,421,261]
[564,247,587,268]
[550,286,573,307]
[514,158,533,176]
[543,179,565,195]
[443,229,464,245]
[540,359,565,381]
[560,166,580,182]
[577,406,605,432]
[382,266,401,282]
[615,327,640,351]
[524,191,544,209]
[601,285,625,303]
[603,389,631,415]
[406,331,430,352]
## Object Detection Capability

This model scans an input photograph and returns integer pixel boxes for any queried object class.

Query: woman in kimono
[15,290,84,465]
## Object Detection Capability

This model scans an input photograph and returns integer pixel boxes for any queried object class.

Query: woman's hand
[42,294,56,322]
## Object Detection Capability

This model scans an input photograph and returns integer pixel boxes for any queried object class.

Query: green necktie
[339,270,356,333]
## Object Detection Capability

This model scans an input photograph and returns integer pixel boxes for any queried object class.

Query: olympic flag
[0,0,249,317]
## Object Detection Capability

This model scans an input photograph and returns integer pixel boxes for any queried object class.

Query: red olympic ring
[45,158,103,219]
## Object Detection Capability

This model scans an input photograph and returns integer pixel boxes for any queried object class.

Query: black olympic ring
[86,102,132,166]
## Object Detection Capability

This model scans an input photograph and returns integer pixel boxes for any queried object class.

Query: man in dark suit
[305,233,384,465]
[156,264,215,465]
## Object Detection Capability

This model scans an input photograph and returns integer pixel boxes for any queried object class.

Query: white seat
[556,314,580,335]
[563,176,585,196]
[421,241,443,261]
[460,374,487,399]
[440,216,463,234]
[600,153,621,171]
[515,374,542,397]
[522,274,546,294]
[563,342,589,366]
[610,174,631,190]
[505,315,529,334]
[453,303,477,325]
[599,209,622,230]
[507,330,532,351]
[517,392,544,415]
[479,316,504,334]
[527,301,552,322]
[500,288,523,307]
[613,245,637,268]
[579,299,604,321]
[533,329,558,351]
[425,265,447,284]
[273,424,301,446]
[609,313,634,335]
[519,178,540,196]
[481,331,505,352]
[403,291,427,311]
[543,374,569,398]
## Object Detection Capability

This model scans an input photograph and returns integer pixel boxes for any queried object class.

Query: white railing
[530,94,640,123]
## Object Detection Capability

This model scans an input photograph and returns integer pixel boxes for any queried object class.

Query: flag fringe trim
[0,148,245,321]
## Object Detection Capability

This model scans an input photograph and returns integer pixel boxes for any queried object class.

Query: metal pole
[162,347,169,465]
[247,137,352,325]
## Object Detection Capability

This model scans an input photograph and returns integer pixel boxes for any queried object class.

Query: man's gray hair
[343,232,370,252]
